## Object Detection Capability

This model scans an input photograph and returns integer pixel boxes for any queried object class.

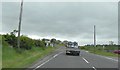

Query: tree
[56,40,61,44]
[3,30,18,48]
[109,41,114,45]
[50,38,56,47]
[63,40,69,47]
[68,41,72,47]
[20,35,33,50]
[73,42,78,46]
[34,39,46,49]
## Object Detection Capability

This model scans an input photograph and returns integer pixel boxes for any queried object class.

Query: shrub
[20,35,33,50]
[80,47,85,50]
[3,34,17,48]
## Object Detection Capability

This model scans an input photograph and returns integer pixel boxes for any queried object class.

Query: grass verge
[0,46,2,69]
[2,45,57,68]
[90,50,118,57]
[81,46,118,57]
[0,35,2,69]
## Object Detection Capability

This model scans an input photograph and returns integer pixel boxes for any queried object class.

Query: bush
[80,46,86,50]
[3,34,17,48]
[2,30,49,51]
[20,35,33,50]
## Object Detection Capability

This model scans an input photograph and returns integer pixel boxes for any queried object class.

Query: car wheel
[66,53,68,55]
[77,53,79,56]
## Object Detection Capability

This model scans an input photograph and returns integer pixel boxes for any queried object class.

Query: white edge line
[33,52,62,70]
[84,50,118,62]
[104,57,118,62]
[96,55,118,62]
[82,57,89,63]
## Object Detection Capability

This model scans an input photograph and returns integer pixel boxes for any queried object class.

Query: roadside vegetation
[2,30,63,68]
[0,35,2,69]
[80,45,119,57]
[3,44,57,68]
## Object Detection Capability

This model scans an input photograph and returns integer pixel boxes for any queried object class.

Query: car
[66,41,80,56]
[113,50,120,54]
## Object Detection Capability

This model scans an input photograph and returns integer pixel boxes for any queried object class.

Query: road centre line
[33,52,62,70]
[82,57,97,70]
[92,66,97,70]
[82,57,89,63]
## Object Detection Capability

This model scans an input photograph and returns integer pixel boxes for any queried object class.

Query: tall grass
[0,35,2,69]
[1,34,62,68]
[2,44,56,68]
[0,46,1,69]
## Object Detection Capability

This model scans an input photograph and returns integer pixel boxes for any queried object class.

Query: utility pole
[94,25,96,47]
[17,0,23,49]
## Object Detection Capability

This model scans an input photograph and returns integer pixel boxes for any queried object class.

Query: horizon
[0,32,118,46]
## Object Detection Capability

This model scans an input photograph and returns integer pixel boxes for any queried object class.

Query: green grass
[81,46,118,57]
[0,46,2,69]
[1,34,62,68]
[90,50,118,57]
[2,45,56,68]
[0,35,2,69]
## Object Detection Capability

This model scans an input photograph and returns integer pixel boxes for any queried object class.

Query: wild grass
[0,35,2,69]
[2,45,56,68]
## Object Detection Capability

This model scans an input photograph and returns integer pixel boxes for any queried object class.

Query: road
[29,46,118,70]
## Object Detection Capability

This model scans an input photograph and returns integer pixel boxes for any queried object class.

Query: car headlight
[66,50,70,53]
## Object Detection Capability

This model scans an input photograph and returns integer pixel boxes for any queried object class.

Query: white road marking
[82,57,89,63]
[95,55,118,62]
[33,52,62,70]
[104,57,118,62]
[85,51,89,52]
[53,54,59,58]
[84,50,118,62]
[82,57,97,70]
[92,66,97,70]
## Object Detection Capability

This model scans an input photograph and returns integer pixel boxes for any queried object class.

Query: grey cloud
[2,2,118,45]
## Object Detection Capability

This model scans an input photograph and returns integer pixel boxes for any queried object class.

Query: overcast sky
[1,1,118,45]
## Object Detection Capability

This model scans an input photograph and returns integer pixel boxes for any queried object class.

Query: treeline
[81,44,119,53]
[2,30,62,51]
[85,44,119,47]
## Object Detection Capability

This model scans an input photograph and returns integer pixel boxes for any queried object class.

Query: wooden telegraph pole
[17,0,23,49]
[94,25,96,47]
[94,25,96,54]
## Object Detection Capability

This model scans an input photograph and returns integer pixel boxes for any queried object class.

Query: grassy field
[2,43,58,68]
[81,46,118,57]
